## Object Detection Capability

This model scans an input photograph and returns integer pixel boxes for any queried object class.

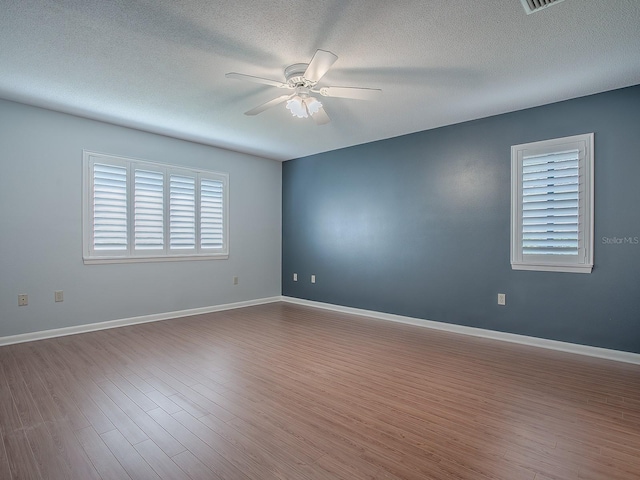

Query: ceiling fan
[226,49,382,125]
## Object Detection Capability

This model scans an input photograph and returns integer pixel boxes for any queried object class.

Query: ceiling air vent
[520,0,566,14]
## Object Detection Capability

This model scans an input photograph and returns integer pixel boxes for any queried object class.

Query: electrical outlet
[498,293,506,306]
[18,294,28,306]
[311,274,316,284]
[293,273,298,281]
[55,290,64,302]
[233,276,239,285]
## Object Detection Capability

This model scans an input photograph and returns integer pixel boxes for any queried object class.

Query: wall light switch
[311,274,316,284]
[293,273,298,281]
[233,276,239,285]
[498,293,506,306]
[55,290,64,302]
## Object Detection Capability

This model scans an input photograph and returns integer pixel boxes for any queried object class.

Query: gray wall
[0,99,282,337]
[283,85,640,353]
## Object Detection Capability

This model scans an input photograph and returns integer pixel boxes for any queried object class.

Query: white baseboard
[0,296,282,347]
[281,296,640,366]
[4,295,638,366]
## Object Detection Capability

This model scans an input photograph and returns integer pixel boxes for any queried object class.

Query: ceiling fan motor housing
[285,63,313,88]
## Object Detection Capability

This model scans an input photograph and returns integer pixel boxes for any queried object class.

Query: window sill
[511,263,592,274]
[83,253,229,265]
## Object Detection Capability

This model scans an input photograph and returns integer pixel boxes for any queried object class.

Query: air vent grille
[520,0,566,14]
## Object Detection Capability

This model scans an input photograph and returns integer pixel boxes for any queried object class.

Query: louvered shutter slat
[170,175,196,249]
[520,150,580,256]
[201,178,224,249]
[93,163,127,251]
[134,169,164,250]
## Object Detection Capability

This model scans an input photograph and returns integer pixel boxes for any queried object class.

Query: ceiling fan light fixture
[286,95,323,119]
[305,97,323,116]
[286,96,307,118]
[227,49,382,124]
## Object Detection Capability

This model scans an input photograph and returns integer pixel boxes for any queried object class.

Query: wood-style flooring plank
[133,438,189,480]
[10,347,101,479]
[75,426,132,480]
[197,411,346,480]
[171,450,222,480]
[147,407,252,480]
[85,381,148,445]
[0,358,42,480]
[2,431,43,480]
[0,429,12,480]
[104,372,160,412]
[1,302,639,480]
[54,367,117,435]
[13,343,91,432]
[97,380,185,457]
[145,390,183,415]
[3,351,77,480]
[312,451,402,480]
[100,429,161,479]
[123,372,156,394]
[173,409,318,480]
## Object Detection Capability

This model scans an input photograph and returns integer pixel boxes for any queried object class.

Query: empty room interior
[1,1,640,479]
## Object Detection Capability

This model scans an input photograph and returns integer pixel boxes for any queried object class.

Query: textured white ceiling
[1,0,639,161]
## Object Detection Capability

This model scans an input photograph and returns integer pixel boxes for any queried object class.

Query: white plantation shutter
[134,169,164,250]
[83,151,228,263]
[200,177,224,249]
[511,134,593,273]
[521,150,580,256]
[169,174,196,250]
[92,163,127,251]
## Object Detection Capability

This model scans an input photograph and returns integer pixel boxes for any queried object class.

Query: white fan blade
[244,94,294,116]
[226,72,288,89]
[312,106,330,125]
[318,86,382,100]
[304,50,338,83]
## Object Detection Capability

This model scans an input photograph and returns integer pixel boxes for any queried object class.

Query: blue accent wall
[282,85,640,353]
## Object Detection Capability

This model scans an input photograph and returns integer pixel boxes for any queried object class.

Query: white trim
[511,263,591,273]
[510,133,594,274]
[0,297,281,347]
[4,295,637,366]
[281,297,640,366]
[83,253,229,265]
[82,150,230,263]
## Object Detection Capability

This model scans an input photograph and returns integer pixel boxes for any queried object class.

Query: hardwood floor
[1,302,639,479]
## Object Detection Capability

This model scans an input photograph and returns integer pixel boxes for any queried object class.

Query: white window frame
[511,133,594,274]
[82,151,229,264]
